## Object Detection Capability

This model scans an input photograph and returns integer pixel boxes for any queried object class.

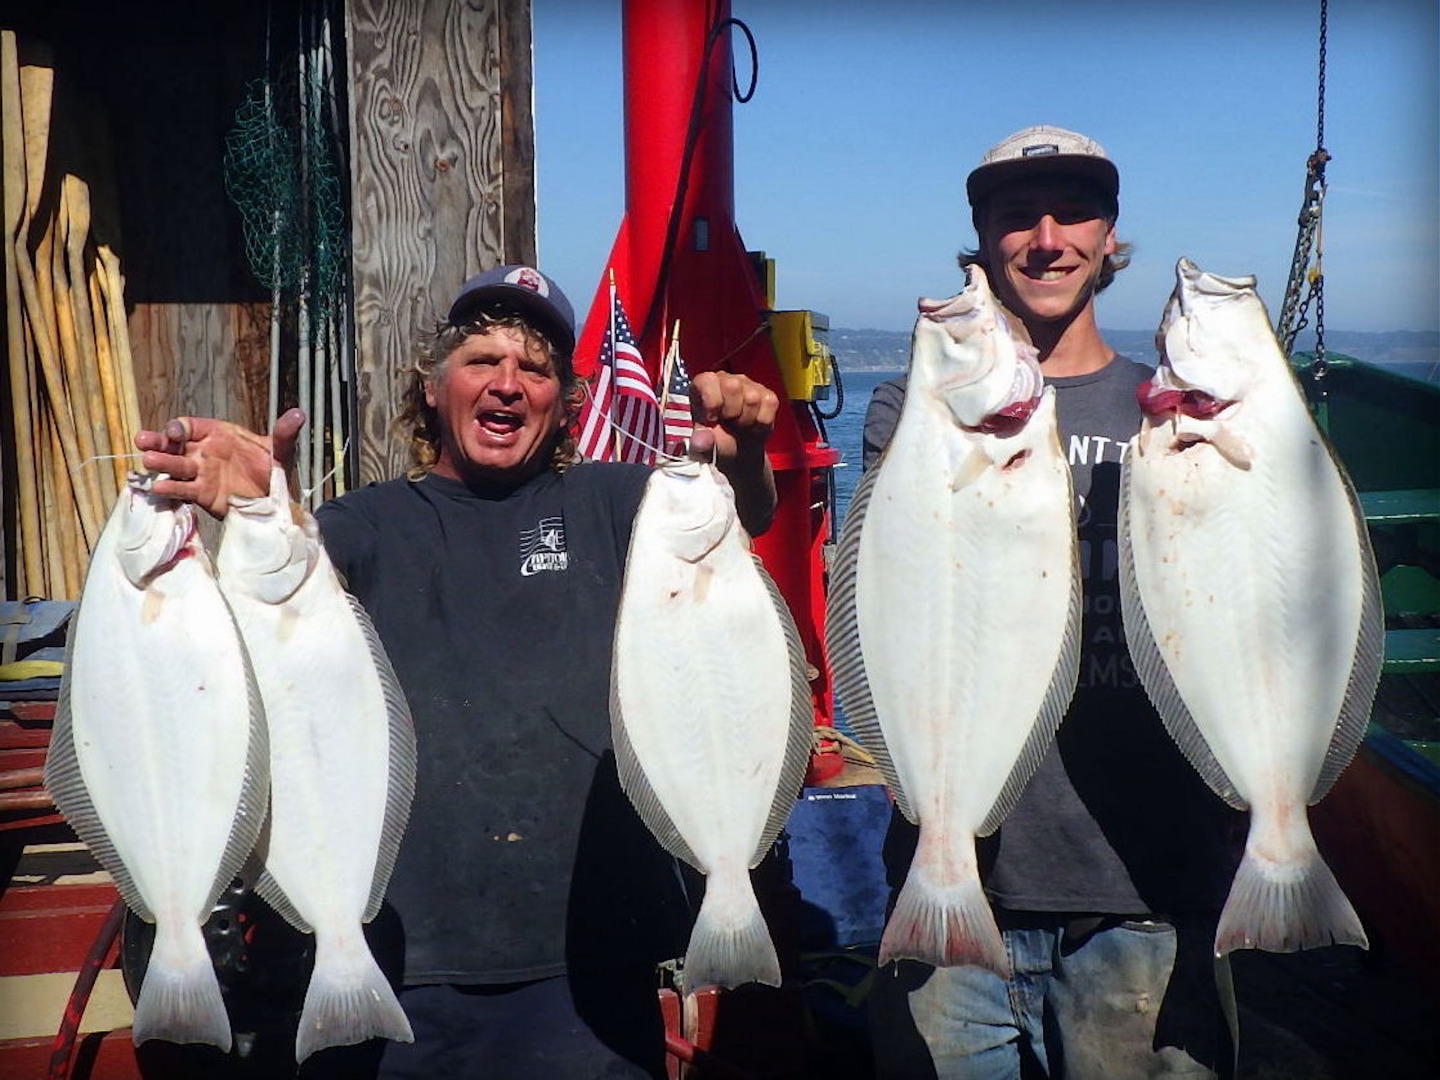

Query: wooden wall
[346,0,535,484]
[1,0,535,595]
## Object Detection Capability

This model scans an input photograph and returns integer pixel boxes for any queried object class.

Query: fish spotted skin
[1120,258,1382,956]
[217,465,416,1061]
[45,472,268,1051]
[827,266,1081,976]
[611,460,813,994]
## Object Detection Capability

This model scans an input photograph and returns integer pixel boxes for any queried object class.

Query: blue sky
[533,1,1437,334]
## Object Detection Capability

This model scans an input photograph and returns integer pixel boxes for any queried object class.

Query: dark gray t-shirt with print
[315,464,691,985]
[862,358,1237,916]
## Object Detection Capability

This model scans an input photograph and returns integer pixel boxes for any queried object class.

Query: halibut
[827,266,1081,975]
[45,472,268,1051]
[1119,258,1382,956]
[217,465,416,1061]
[611,460,813,993]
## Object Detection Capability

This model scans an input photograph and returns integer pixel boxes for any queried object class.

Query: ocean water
[820,368,900,530]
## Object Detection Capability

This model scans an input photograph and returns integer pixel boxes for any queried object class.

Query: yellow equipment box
[770,309,833,403]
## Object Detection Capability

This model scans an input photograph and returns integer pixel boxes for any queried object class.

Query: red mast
[578,0,841,767]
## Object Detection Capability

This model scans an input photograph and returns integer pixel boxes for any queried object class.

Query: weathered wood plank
[347,0,533,484]
[499,0,535,267]
[126,302,269,434]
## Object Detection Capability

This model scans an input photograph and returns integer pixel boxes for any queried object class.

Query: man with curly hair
[135,265,778,1078]
[861,128,1240,1079]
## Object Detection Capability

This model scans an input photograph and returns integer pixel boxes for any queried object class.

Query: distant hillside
[830,326,1439,382]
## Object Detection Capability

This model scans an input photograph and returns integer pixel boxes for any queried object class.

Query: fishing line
[71,453,145,474]
[300,435,350,504]
[577,378,688,465]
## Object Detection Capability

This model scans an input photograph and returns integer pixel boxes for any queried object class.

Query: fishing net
[223,68,346,313]
[221,15,354,506]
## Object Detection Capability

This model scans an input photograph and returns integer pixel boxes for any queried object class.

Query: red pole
[579,0,840,743]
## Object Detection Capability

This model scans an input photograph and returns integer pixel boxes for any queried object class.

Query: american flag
[661,342,694,450]
[575,283,661,463]
[574,360,614,461]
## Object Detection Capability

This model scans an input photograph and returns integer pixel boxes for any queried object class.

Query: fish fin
[347,592,418,922]
[951,444,991,490]
[979,512,1081,838]
[1215,830,1367,956]
[131,922,232,1051]
[1118,460,1247,810]
[253,864,311,934]
[751,556,814,866]
[824,462,916,823]
[1208,423,1254,470]
[44,615,153,920]
[610,671,702,869]
[877,860,1009,977]
[679,870,780,993]
[294,936,413,1062]
[1310,469,1384,804]
[207,620,272,909]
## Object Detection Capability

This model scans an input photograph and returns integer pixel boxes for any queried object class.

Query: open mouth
[478,411,523,436]
[1023,266,1076,283]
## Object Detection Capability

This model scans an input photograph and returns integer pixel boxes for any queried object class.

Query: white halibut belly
[68,557,256,918]
[1127,407,1365,802]
[231,592,392,925]
[613,534,793,864]
[611,461,810,992]
[856,412,1076,829]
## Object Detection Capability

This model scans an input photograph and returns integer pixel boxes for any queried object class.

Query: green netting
[223,68,346,311]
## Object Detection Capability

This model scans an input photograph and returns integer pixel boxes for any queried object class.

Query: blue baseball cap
[447,265,577,355]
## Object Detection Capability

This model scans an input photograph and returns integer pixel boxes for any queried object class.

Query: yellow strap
[0,660,64,681]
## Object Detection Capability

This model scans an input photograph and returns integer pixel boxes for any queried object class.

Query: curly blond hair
[396,313,584,479]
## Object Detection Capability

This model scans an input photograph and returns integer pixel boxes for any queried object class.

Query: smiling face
[977,177,1117,327]
[424,325,567,486]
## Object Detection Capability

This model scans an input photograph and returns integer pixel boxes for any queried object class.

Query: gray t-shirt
[862,359,1237,915]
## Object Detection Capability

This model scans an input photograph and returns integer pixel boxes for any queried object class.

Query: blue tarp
[784,785,892,949]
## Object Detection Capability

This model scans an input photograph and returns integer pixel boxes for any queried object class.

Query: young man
[862,128,1240,1079]
[135,265,778,1079]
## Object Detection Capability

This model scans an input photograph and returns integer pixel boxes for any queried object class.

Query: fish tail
[130,920,232,1051]
[680,869,780,994]
[294,933,414,1063]
[878,869,1009,977]
[1215,823,1368,956]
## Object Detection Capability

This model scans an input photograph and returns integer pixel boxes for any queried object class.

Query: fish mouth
[1136,380,1234,422]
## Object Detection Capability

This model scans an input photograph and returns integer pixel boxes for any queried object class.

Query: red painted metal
[48,899,126,1080]
[0,884,122,976]
[1,766,46,790]
[0,1032,138,1080]
[4,700,58,724]
[576,0,839,742]
[657,986,759,1079]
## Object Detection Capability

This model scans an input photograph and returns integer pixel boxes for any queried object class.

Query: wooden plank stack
[2,32,141,601]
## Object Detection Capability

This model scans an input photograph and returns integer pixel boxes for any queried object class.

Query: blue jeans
[869,915,1236,1079]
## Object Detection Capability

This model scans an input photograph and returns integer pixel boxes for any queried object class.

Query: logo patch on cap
[1022,144,1060,158]
[504,266,549,297]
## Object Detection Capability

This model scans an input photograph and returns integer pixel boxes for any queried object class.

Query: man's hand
[134,409,305,519]
[689,372,778,536]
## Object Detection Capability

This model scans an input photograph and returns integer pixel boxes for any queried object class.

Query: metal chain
[1277,0,1330,390]
[1317,0,1328,150]
[1310,0,1329,384]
